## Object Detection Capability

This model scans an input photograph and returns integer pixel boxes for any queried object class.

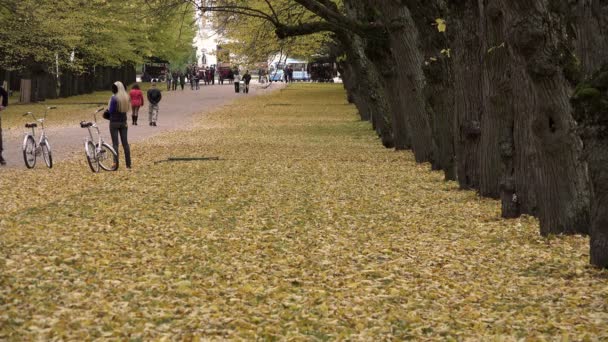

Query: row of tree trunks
[342,0,394,148]
[337,0,596,236]
[570,0,608,267]
[291,0,606,265]
[405,0,456,180]
[379,1,434,160]
[1,65,135,102]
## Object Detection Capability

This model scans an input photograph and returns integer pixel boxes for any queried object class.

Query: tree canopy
[0,0,198,71]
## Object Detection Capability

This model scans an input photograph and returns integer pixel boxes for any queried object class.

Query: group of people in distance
[165,65,216,91]
[0,81,162,169]
[0,65,255,168]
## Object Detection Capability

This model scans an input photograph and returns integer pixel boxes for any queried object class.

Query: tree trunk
[449,0,484,189]
[571,0,608,78]
[342,2,395,148]
[571,65,608,266]
[491,0,591,234]
[479,0,510,202]
[406,0,456,180]
[379,1,434,160]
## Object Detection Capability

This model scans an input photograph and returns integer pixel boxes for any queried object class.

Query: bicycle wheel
[98,143,118,171]
[41,138,53,168]
[85,140,99,172]
[22,135,36,169]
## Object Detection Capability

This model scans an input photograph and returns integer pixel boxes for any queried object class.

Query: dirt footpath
[1,82,283,169]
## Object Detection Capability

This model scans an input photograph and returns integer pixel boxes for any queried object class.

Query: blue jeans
[109,122,131,168]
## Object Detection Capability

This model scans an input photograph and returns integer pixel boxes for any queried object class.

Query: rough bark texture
[341,59,370,121]
[338,26,394,147]
[570,0,608,78]
[449,0,483,189]
[479,0,508,201]
[572,65,608,267]
[494,0,591,234]
[407,0,456,180]
[376,1,434,161]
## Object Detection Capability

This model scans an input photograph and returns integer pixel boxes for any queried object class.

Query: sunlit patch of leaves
[1,84,607,340]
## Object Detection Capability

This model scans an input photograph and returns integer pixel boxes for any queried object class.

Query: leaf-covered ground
[1,84,607,340]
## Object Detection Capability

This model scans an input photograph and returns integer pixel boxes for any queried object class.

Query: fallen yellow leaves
[0,84,607,340]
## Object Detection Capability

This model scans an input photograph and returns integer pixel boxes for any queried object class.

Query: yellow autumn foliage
[0,84,606,340]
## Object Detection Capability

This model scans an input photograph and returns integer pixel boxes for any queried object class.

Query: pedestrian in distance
[234,71,241,93]
[179,72,185,91]
[166,72,172,91]
[242,70,252,94]
[147,82,162,127]
[0,85,9,165]
[129,83,144,126]
[107,81,131,169]
[172,71,178,91]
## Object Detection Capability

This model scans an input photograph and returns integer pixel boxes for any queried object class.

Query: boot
[132,115,137,125]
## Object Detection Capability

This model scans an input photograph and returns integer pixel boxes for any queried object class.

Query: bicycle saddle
[80,121,93,128]
[25,123,37,128]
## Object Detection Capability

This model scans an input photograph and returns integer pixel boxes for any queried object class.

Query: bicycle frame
[82,107,117,172]
[23,107,52,144]
[22,106,55,168]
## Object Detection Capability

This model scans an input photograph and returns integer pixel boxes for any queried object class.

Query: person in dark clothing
[172,72,178,90]
[179,72,185,90]
[242,70,252,94]
[0,86,8,165]
[147,83,162,126]
[107,81,131,169]
[210,67,215,85]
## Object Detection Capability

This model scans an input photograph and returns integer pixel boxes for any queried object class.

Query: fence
[0,65,136,103]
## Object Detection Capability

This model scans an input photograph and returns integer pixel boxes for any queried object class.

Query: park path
[1,81,282,169]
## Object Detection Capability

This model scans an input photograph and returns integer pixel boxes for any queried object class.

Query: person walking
[190,68,196,90]
[166,72,172,91]
[147,82,162,126]
[0,85,9,165]
[106,81,131,169]
[242,70,252,94]
[129,83,144,125]
[179,72,185,91]
[172,71,178,90]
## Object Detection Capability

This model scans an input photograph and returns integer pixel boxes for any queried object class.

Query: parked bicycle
[22,106,55,169]
[80,107,118,172]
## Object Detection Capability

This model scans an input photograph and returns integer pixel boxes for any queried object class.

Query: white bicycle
[80,107,118,172]
[22,106,55,169]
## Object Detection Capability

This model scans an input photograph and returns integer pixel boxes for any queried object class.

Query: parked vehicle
[80,108,118,172]
[22,106,55,169]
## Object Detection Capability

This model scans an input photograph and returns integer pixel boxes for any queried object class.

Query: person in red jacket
[129,83,144,125]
